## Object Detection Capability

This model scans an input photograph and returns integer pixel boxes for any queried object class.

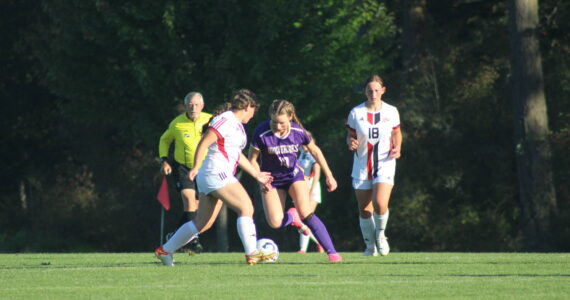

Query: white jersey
[346,101,400,180]
[199,111,247,176]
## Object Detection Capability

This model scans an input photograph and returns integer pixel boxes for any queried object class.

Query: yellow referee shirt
[159,112,212,168]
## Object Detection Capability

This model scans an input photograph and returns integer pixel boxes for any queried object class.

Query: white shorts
[196,169,238,195]
[307,177,322,204]
[352,160,396,189]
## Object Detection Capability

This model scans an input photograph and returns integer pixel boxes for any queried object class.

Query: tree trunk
[508,0,558,251]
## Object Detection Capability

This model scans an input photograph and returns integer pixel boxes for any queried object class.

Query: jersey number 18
[368,127,379,139]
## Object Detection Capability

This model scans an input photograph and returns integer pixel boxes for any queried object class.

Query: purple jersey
[251,120,311,188]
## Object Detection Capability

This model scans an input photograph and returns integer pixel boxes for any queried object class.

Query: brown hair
[269,99,306,132]
[202,90,258,133]
[363,74,384,92]
[230,89,259,111]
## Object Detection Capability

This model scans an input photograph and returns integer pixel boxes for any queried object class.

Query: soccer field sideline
[1,252,568,299]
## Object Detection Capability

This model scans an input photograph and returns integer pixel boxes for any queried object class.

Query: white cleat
[154,247,174,266]
[378,236,390,256]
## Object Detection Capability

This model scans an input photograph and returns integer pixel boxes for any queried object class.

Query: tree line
[1,0,568,252]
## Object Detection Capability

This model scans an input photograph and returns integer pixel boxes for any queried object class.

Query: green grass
[0,252,568,299]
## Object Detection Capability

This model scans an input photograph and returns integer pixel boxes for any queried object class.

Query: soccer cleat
[378,236,390,256]
[316,244,325,253]
[287,207,310,236]
[246,250,278,265]
[297,250,307,254]
[154,246,174,266]
[328,253,343,262]
[245,251,264,265]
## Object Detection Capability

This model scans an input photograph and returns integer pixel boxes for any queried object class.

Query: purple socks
[304,214,337,254]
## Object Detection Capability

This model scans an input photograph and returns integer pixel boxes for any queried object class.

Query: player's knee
[301,213,314,223]
[266,217,282,228]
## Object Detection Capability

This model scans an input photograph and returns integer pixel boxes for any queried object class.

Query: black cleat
[187,238,203,255]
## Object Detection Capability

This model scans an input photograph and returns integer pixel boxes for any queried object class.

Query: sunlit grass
[0,252,568,299]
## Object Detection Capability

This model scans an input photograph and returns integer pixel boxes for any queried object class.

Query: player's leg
[372,182,393,256]
[173,163,198,227]
[181,187,204,254]
[210,181,260,262]
[162,194,220,254]
[371,160,395,256]
[261,188,288,228]
[156,194,221,266]
[354,180,377,256]
[298,199,318,252]
[308,179,324,252]
[289,180,341,261]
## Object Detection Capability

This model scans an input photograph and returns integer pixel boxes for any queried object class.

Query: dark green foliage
[0,0,568,252]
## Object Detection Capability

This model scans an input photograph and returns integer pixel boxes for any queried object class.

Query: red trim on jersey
[367,112,373,125]
[212,117,227,130]
[233,153,240,174]
[392,125,401,130]
[210,127,229,161]
[367,142,374,180]
[209,127,224,140]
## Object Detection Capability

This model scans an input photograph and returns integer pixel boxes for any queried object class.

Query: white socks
[359,216,376,250]
[163,221,199,253]
[299,233,310,252]
[237,217,258,254]
[373,210,389,239]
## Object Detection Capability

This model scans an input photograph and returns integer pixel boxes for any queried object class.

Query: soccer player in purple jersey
[248,99,342,262]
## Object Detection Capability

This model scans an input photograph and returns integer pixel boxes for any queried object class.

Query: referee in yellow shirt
[159,92,212,253]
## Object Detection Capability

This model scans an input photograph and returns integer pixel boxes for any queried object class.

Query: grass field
[0,252,568,299]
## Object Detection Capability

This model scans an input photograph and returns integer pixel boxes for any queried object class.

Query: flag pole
[160,208,165,245]
[156,175,171,245]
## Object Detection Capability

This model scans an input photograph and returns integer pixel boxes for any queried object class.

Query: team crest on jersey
[184,134,190,138]
[382,118,390,123]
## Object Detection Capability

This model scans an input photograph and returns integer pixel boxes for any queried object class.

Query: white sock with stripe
[359,216,376,251]
[299,233,310,251]
[373,210,389,239]
[237,216,257,255]
[163,221,198,254]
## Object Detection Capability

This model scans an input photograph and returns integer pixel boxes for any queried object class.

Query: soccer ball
[257,238,279,262]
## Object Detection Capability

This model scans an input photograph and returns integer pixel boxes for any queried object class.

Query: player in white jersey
[155,90,275,266]
[345,75,402,257]
[196,110,247,193]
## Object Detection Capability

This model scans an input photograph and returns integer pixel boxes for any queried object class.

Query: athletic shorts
[307,177,322,204]
[272,166,305,191]
[352,159,396,189]
[171,161,198,192]
[196,169,238,195]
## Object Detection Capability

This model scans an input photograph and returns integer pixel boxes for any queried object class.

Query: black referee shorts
[171,161,198,193]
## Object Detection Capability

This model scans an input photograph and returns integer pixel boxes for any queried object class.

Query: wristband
[160,157,168,164]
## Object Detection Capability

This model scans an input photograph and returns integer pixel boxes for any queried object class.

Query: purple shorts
[271,166,305,190]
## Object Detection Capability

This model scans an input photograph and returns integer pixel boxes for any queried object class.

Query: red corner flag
[156,176,171,211]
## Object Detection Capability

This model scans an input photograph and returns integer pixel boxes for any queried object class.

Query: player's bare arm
[238,153,272,186]
[247,146,262,173]
[306,140,337,192]
[389,127,402,159]
[346,128,358,151]
[188,129,218,181]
